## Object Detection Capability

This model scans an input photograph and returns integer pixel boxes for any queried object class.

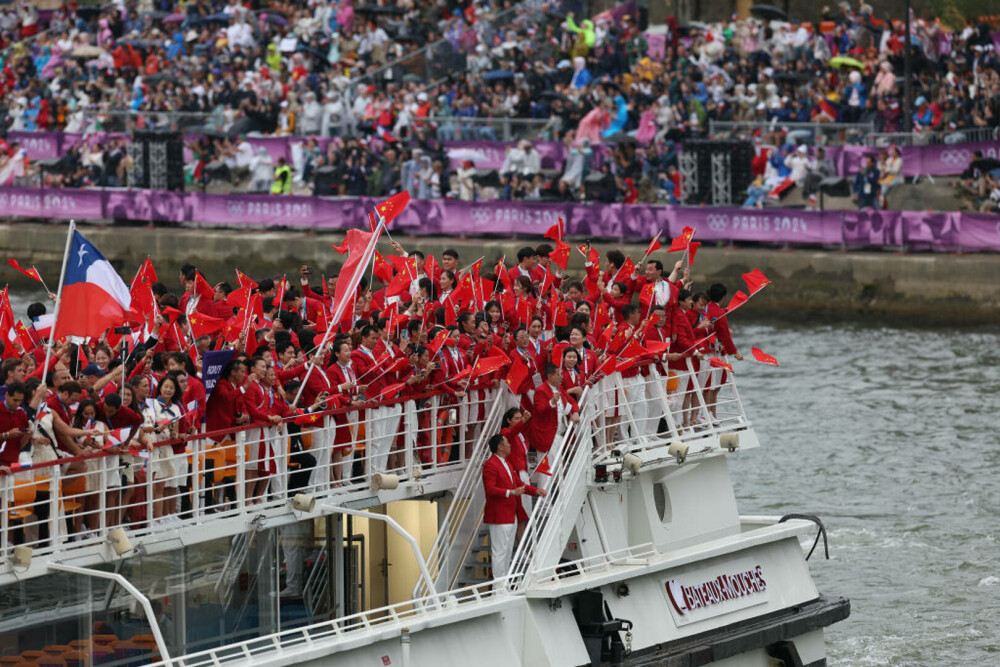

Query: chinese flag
[332,229,375,316]
[615,358,637,373]
[226,285,253,309]
[668,226,696,252]
[472,355,506,378]
[378,382,407,400]
[620,339,647,359]
[188,312,226,337]
[425,255,439,281]
[751,347,779,366]
[727,290,749,313]
[550,240,571,270]
[131,257,158,289]
[495,256,511,290]
[644,340,670,355]
[594,354,617,378]
[294,411,323,426]
[593,301,611,330]
[708,356,734,373]
[469,258,483,279]
[14,320,37,350]
[427,329,451,357]
[503,353,529,393]
[742,268,770,295]
[555,303,568,327]
[645,235,662,256]
[235,269,257,289]
[550,341,568,366]
[374,191,411,225]
[609,257,634,289]
[489,345,511,364]
[444,303,457,326]
[688,241,701,264]
[577,245,600,269]
[638,282,655,308]
[535,455,552,476]
[373,252,395,284]
[543,218,564,241]
[193,271,215,301]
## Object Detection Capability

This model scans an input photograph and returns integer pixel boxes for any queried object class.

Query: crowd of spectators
[2,0,1000,206]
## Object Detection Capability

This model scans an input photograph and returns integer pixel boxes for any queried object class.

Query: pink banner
[1,186,997,251]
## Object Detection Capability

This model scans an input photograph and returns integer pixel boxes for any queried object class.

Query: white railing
[150,575,522,667]
[413,392,506,598]
[0,387,500,578]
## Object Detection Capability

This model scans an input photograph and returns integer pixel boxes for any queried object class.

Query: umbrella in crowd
[70,45,105,58]
[162,14,185,24]
[749,4,787,21]
[830,56,865,70]
[482,69,514,81]
[261,13,289,27]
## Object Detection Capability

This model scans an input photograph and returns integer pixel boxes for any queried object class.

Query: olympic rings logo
[938,150,970,166]
[706,214,729,232]
[471,208,493,224]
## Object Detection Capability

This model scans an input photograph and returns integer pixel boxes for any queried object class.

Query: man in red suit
[704,283,743,422]
[527,364,581,491]
[482,433,545,580]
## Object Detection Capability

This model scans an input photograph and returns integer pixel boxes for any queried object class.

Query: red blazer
[205,377,245,439]
[351,346,384,396]
[500,421,530,474]
[706,302,738,356]
[482,454,539,525]
[527,381,579,452]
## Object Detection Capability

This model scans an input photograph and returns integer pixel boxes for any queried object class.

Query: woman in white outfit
[142,376,183,525]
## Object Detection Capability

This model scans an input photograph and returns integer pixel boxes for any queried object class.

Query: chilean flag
[53,230,131,341]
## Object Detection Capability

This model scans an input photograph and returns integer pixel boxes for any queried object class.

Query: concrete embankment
[1,222,998,326]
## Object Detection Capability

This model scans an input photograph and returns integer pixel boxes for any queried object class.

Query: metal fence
[709,120,875,146]
[865,126,1000,147]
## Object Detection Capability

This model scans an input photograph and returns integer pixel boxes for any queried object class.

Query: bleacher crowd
[2,1,999,203]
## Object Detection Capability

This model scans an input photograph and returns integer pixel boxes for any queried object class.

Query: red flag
[503,353,529,393]
[187,312,226,338]
[471,355,507,379]
[373,252,395,284]
[742,269,770,295]
[543,218,565,241]
[644,340,670,355]
[708,356,734,373]
[615,358,637,372]
[577,245,600,269]
[638,282,655,308]
[645,235,662,257]
[535,455,552,476]
[235,270,257,289]
[608,257,635,290]
[469,258,484,280]
[751,347,779,366]
[333,229,376,319]
[131,257,158,289]
[8,259,42,283]
[727,290,750,313]
[495,256,511,290]
[443,303,457,326]
[620,339,647,359]
[193,271,215,301]
[374,191,411,225]
[550,240,571,271]
[226,285,253,309]
[425,254,439,282]
[593,301,611,330]
[367,209,379,233]
[294,411,324,426]
[594,354,617,377]
[322,275,329,297]
[489,345,510,364]
[555,302,568,327]
[427,329,451,357]
[668,226,696,252]
[550,341,568,366]
[13,320,36,351]
[688,241,701,264]
[378,382,407,400]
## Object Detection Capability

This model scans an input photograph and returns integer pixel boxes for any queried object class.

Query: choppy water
[732,322,1000,665]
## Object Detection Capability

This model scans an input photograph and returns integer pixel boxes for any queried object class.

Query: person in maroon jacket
[482,433,545,581]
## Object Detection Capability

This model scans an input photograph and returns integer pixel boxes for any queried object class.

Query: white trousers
[619,374,647,442]
[369,404,402,474]
[488,522,517,580]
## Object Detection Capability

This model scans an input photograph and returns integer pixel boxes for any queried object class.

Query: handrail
[149,575,523,667]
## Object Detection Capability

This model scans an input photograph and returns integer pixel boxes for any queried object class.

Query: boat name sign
[664,564,768,626]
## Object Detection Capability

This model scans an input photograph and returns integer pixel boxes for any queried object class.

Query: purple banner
[443,141,567,170]
[830,141,1000,178]
[1,186,997,251]
[202,349,235,399]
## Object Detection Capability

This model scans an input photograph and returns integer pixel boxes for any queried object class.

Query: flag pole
[38,220,75,415]
[292,218,386,407]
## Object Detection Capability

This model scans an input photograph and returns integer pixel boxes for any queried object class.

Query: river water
[10,289,997,663]
[732,322,1000,665]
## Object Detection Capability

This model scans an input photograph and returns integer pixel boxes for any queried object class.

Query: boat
[0,357,848,666]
